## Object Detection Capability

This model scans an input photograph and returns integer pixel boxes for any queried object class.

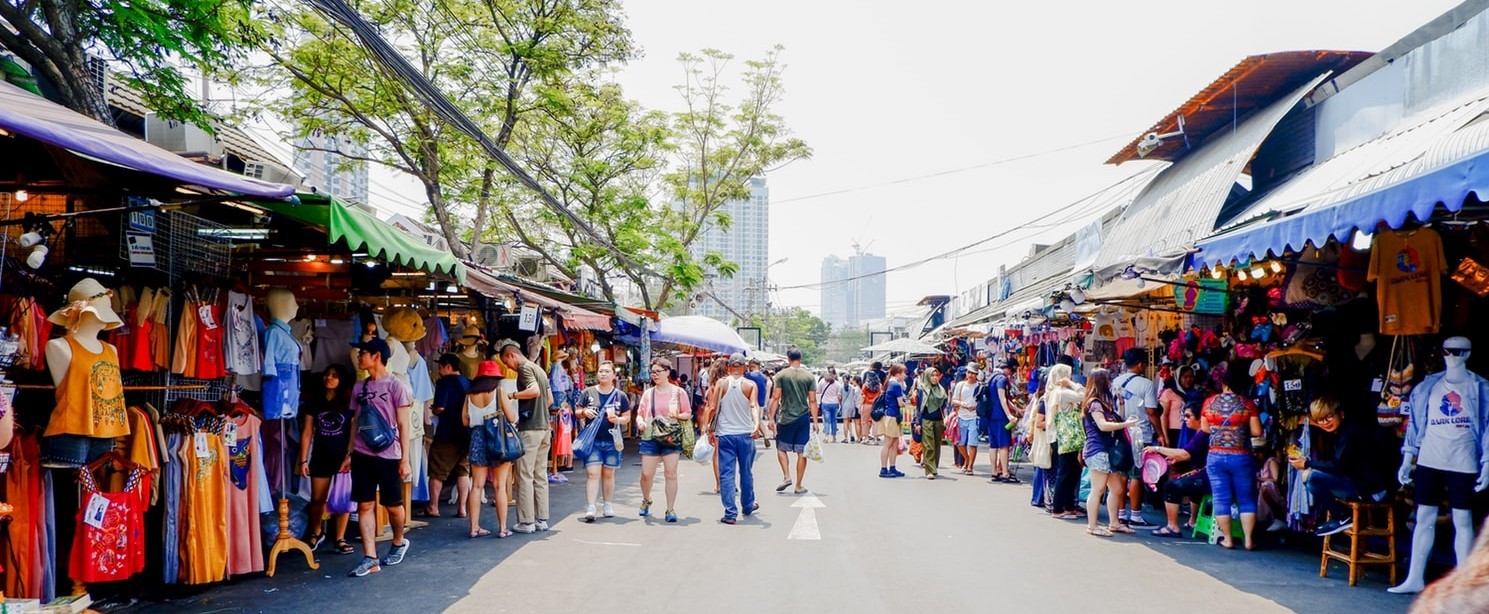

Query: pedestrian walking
[575,361,631,522]
[769,349,819,494]
[501,341,554,534]
[879,363,909,477]
[817,368,844,442]
[950,367,980,474]
[842,375,862,443]
[1082,369,1143,538]
[638,358,691,522]
[464,360,516,538]
[347,338,414,577]
[913,366,948,479]
[704,353,763,524]
[298,365,355,555]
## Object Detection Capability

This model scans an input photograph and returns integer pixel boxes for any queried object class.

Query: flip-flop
[1152,527,1183,537]
[775,480,793,492]
[468,529,492,538]
[1087,527,1113,537]
[496,530,513,538]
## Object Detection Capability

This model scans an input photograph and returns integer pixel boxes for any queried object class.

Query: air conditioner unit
[473,243,510,267]
[145,113,223,156]
[243,160,300,185]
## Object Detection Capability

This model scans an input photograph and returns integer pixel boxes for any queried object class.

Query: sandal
[334,539,355,555]
[496,530,513,538]
[306,533,325,552]
[1053,512,1080,520]
[468,529,492,538]
[1152,527,1183,538]
[1087,527,1113,537]
[1109,524,1135,534]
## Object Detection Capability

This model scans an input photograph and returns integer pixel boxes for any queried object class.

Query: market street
[124,442,1414,614]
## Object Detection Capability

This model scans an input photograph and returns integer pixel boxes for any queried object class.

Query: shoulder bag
[355,397,396,452]
[644,388,685,447]
[483,410,525,463]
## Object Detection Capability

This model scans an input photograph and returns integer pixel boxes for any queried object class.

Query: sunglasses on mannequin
[1446,348,1471,357]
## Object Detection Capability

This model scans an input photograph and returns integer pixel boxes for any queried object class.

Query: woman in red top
[1201,362,1264,550]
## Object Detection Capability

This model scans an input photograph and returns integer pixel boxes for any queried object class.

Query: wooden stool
[1320,501,1397,586]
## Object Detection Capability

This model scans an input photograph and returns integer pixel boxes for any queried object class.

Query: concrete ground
[117,440,1415,614]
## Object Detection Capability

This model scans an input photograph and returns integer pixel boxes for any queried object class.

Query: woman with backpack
[637,358,692,523]
[913,365,949,479]
[1083,369,1144,537]
[842,375,863,443]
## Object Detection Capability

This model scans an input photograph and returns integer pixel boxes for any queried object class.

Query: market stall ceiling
[253,194,465,282]
[1107,51,1372,165]
[0,81,295,199]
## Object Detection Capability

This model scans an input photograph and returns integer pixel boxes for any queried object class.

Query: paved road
[123,441,1414,614]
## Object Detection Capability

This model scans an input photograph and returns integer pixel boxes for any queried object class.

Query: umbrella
[649,315,750,354]
[861,337,945,355]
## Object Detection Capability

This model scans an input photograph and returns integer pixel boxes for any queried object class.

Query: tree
[252,0,632,258]
[750,307,830,366]
[0,0,258,127]
[825,328,869,364]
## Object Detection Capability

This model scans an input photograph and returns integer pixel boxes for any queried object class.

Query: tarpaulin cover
[257,195,465,281]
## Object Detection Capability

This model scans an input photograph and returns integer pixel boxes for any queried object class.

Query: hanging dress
[151,288,172,371]
[126,287,158,372]
[70,464,148,583]
[194,300,226,380]
[172,301,199,378]
[3,435,42,598]
[179,431,228,584]
[224,412,264,575]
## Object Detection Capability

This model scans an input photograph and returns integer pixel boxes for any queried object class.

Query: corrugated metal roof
[1094,76,1329,270]
[1108,51,1371,165]
[1221,93,1489,227]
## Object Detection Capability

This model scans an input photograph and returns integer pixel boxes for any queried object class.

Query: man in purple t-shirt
[347,337,414,577]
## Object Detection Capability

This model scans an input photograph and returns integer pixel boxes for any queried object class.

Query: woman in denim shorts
[1082,369,1142,538]
[637,359,692,523]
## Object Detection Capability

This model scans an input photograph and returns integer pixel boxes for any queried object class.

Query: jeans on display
[1052,452,1082,513]
[717,434,757,519]
[1206,453,1257,515]
[821,404,840,436]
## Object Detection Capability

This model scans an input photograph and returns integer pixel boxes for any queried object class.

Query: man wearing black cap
[769,348,819,494]
[346,337,414,577]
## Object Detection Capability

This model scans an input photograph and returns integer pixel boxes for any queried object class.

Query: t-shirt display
[1368,227,1447,335]
[1417,378,1479,473]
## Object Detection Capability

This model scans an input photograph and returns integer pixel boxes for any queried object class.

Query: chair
[1190,495,1243,544]
[1320,501,1397,587]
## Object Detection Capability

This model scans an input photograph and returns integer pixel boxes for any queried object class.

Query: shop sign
[128,209,156,234]
[1173,278,1228,314]
[518,306,539,331]
[126,232,156,266]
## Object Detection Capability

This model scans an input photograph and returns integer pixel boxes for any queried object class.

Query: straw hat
[457,325,484,346]
[48,278,123,331]
[382,306,426,342]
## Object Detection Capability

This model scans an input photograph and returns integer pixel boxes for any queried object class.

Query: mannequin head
[266,288,299,322]
[1445,337,1472,373]
[382,307,425,343]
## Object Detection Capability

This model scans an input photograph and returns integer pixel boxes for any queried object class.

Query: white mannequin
[266,288,299,325]
[1391,336,1488,594]
[45,313,107,387]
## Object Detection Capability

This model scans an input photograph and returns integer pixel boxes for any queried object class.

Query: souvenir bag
[1377,336,1417,431]
[805,432,825,463]
[573,417,604,460]
[1027,401,1052,469]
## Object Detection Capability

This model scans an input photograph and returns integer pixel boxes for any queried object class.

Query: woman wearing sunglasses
[637,358,692,522]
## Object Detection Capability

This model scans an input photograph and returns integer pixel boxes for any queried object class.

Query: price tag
[198,305,219,330]
[1283,379,1303,392]
[1370,378,1385,393]
[84,493,110,529]
[224,422,238,448]
[194,432,209,456]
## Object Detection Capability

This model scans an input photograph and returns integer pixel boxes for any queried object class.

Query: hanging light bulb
[1209,266,1224,280]
[1237,269,1249,281]
[1134,276,1146,289]
[13,190,29,203]
[25,244,47,269]
[1250,266,1265,279]
[1351,229,1373,251]
[1270,261,1283,274]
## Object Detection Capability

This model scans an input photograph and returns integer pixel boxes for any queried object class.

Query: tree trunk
[469,166,496,256]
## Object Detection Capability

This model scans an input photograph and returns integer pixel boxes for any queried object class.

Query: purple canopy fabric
[0,80,294,198]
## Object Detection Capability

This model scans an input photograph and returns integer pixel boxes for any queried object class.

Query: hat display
[469,359,504,393]
[382,307,427,342]
[48,278,124,331]
[457,325,484,346]
[350,337,392,363]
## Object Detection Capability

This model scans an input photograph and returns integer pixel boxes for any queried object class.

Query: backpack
[870,390,890,420]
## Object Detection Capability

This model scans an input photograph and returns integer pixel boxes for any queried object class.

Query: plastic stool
[1191,495,1244,544]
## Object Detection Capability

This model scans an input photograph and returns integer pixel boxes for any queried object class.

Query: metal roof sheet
[1094,76,1329,270]
[1108,51,1372,165]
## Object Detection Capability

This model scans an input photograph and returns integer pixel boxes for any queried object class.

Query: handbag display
[1452,256,1489,296]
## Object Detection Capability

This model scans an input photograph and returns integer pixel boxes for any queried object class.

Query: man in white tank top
[702,353,761,524]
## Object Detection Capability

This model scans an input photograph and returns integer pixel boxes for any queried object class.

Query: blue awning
[1193,146,1489,269]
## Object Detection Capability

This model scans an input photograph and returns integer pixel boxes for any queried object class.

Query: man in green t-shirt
[501,341,553,534]
[768,349,819,494]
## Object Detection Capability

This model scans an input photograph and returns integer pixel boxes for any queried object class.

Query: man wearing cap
[746,358,771,447]
[346,337,414,577]
[702,353,762,524]
[1113,347,1162,529]
[769,349,819,494]
[425,354,470,518]
[501,341,555,534]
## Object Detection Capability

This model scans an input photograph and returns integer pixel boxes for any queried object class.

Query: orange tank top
[46,336,130,438]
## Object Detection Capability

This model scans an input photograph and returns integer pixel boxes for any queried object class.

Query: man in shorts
[425,354,470,518]
[347,337,413,577]
[768,349,819,494]
[1113,348,1161,529]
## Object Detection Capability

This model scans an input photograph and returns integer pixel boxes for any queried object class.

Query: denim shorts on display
[581,442,622,468]
[40,434,116,469]
[957,418,980,447]
[1085,451,1112,474]
[775,418,811,453]
[639,439,683,457]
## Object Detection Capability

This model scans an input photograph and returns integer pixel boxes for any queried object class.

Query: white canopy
[861,337,945,356]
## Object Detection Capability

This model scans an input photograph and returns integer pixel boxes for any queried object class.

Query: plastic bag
[805,433,825,463]
[327,471,355,514]
[692,434,714,462]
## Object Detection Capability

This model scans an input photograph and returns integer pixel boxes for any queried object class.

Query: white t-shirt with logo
[1419,379,1479,473]
[1112,372,1159,444]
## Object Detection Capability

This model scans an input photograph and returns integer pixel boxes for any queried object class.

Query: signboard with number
[128,209,156,234]
[518,306,539,331]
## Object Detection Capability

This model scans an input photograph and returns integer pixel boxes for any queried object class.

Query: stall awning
[0,81,295,198]
[650,316,750,354]
[1193,94,1489,269]
[463,264,609,329]
[1094,76,1330,270]
[255,194,465,281]
[943,273,1071,329]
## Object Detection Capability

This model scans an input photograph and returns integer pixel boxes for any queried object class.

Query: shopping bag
[573,417,604,461]
[691,434,714,462]
[679,418,697,459]
[1028,426,1052,469]
[327,471,355,514]
[805,433,825,463]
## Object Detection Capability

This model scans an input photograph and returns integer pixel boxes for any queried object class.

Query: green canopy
[256,194,465,282]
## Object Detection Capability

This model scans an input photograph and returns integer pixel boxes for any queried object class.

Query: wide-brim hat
[48,278,123,330]
[457,325,484,346]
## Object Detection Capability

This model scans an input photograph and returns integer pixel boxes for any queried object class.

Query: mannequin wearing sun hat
[381,307,430,511]
[456,325,485,379]
[41,278,131,468]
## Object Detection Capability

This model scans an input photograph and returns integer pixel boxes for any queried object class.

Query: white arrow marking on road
[787,494,826,540]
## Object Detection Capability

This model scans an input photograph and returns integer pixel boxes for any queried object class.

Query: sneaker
[547,474,561,484]
[555,474,569,483]
[889,467,905,477]
[879,468,891,478]
[1127,516,1157,529]
[583,505,596,523]
[1266,519,1289,532]
[602,502,615,518]
[1316,519,1353,536]
[348,556,381,577]
[536,520,550,531]
[665,510,678,523]
[381,538,410,566]
[512,522,538,534]
[638,499,652,517]
[743,502,760,516]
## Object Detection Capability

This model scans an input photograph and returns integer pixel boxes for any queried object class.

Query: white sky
[369,0,1464,319]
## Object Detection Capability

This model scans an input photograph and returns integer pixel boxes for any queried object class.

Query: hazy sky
[370,0,1463,319]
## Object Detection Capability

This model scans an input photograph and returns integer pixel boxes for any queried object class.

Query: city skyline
[690,176,770,322]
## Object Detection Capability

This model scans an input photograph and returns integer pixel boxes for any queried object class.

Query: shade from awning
[0,80,295,198]
[1193,94,1489,270]
[255,194,465,281]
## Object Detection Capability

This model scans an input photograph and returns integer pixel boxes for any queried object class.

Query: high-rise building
[691,177,769,322]
[293,135,370,207]
[820,252,886,328]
